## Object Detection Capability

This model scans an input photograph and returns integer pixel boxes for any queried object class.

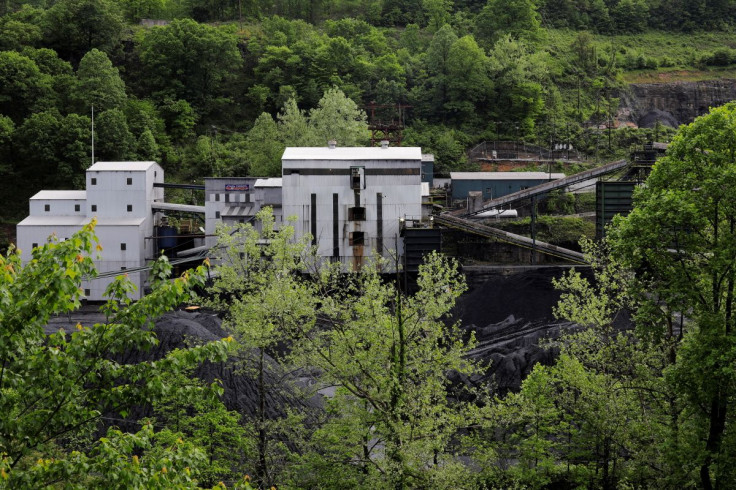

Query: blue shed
[450,172,566,201]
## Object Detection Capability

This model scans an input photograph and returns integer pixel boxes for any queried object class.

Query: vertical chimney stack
[328,140,337,149]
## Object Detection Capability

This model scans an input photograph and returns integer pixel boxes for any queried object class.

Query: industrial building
[204,177,283,250]
[282,144,423,269]
[450,171,566,202]
[16,161,165,300]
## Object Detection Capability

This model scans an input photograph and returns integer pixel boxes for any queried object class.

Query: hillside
[3,1,736,224]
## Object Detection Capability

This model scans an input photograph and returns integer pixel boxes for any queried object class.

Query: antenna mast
[91,104,95,166]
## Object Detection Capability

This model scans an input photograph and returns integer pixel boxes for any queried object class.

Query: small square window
[127,204,133,212]
[84,289,90,296]
[91,177,97,185]
[349,207,366,221]
[44,204,50,212]
[120,243,126,251]
[349,231,365,246]
[32,243,38,249]
[126,177,132,185]
[91,205,97,212]
[215,211,221,219]
[74,204,80,212]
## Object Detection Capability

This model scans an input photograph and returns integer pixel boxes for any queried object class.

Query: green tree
[308,87,369,146]
[136,128,161,161]
[292,253,478,488]
[0,115,13,177]
[474,0,541,48]
[75,48,127,112]
[0,222,232,486]
[137,19,242,113]
[277,97,316,146]
[42,0,124,62]
[16,111,91,189]
[243,112,284,177]
[94,108,135,161]
[0,51,53,123]
[207,210,316,488]
[611,101,736,489]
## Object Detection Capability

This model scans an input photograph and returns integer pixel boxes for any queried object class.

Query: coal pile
[47,308,317,420]
[454,267,594,393]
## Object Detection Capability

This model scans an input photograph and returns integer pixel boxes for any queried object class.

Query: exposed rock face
[617,79,736,128]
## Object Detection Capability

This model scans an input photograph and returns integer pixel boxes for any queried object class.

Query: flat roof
[18,216,146,227]
[30,190,86,200]
[88,161,159,172]
[255,178,282,187]
[17,216,88,227]
[282,147,422,161]
[451,172,566,180]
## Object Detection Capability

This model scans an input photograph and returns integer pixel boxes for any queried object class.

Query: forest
[3,0,736,223]
[3,0,736,488]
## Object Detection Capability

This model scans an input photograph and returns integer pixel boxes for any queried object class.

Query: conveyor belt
[458,159,629,217]
[435,214,587,264]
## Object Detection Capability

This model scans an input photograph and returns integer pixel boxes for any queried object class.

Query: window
[348,207,366,221]
[84,289,90,296]
[121,266,127,271]
[350,167,363,190]
[91,205,97,212]
[127,204,133,212]
[91,177,97,185]
[126,177,132,185]
[349,231,365,246]
[120,243,126,251]
[44,204,50,212]
[225,193,230,203]
[215,211,221,219]
[154,171,157,177]
[74,204,80,212]
[32,243,38,249]
[215,193,220,202]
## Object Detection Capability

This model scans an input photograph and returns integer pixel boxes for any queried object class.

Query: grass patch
[489,215,595,249]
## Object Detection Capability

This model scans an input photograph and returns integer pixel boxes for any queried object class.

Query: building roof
[255,178,282,188]
[451,172,566,181]
[30,190,87,200]
[88,161,160,172]
[17,216,88,227]
[282,147,422,161]
[17,216,146,227]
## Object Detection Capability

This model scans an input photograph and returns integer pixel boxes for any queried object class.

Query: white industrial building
[16,161,164,300]
[281,145,423,270]
[204,177,283,250]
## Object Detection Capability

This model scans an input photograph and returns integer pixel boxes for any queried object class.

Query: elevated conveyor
[435,214,586,264]
[457,159,629,217]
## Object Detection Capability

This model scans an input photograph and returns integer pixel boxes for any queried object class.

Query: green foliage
[0,51,53,123]
[474,0,542,48]
[95,108,135,160]
[137,19,242,113]
[610,101,736,488]
[75,48,127,112]
[0,221,233,487]
[42,0,124,62]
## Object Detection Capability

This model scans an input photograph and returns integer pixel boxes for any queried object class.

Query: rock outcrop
[617,79,736,128]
